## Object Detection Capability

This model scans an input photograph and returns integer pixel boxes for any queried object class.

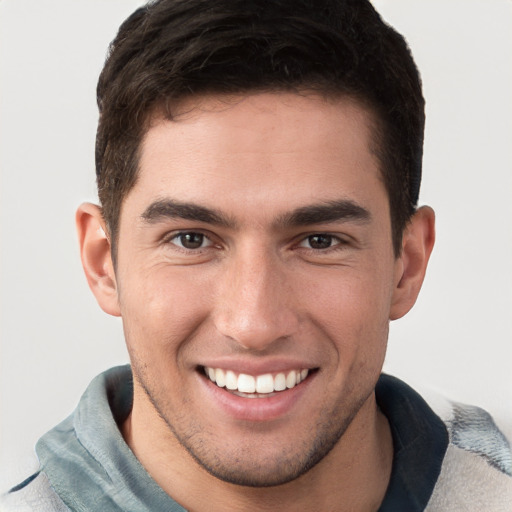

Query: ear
[390,206,435,320]
[76,203,121,317]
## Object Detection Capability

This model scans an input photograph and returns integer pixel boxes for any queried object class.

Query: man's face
[114,93,402,486]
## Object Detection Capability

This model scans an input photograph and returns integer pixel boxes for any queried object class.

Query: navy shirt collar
[376,374,449,511]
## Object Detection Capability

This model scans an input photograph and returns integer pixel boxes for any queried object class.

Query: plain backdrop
[1,0,511,486]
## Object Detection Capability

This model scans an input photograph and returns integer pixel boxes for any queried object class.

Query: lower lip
[198,371,316,422]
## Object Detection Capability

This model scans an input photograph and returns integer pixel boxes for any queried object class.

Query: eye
[299,234,340,250]
[170,232,213,250]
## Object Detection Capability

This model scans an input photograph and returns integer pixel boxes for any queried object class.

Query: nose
[213,245,300,351]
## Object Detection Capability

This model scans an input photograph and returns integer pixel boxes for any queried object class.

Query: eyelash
[164,231,215,252]
[296,233,347,252]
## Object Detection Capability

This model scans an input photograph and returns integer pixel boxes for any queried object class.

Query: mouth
[201,366,314,398]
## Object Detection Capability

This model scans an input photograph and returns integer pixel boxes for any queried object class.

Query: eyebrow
[141,199,234,227]
[140,198,371,228]
[276,200,371,227]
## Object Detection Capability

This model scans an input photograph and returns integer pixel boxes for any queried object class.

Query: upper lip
[197,357,317,375]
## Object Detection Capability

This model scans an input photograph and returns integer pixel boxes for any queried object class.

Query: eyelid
[296,233,348,249]
[163,230,217,251]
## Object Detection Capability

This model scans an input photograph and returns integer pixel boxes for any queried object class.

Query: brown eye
[306,234,334,249]
[171,232,211,250]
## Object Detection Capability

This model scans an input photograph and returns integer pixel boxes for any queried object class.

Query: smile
[203,367,310,397]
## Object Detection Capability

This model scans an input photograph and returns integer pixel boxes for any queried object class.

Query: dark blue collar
[376,374,449,511]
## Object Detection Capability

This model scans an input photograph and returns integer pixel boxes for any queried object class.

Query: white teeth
[286,371,296,389]
[238,373,256,393]
[256,374,274,394]
[215,368,226,388]
[274,373,286,391]
[205,367,310,395]
[225,370,238,390]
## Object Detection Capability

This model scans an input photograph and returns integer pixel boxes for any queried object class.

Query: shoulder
[0,471,69,512]
[425,398,512,511]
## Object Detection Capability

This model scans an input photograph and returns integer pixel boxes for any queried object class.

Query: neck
[122,389,393,512]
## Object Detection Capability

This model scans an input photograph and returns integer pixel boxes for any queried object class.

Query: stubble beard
[133,361,372,488]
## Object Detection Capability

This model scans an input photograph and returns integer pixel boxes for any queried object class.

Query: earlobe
[76,203,121,317]
[390,206,435,320]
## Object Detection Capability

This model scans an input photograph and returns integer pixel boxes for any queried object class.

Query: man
[2,0,511,510]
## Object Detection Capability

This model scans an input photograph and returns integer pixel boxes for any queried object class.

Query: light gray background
[1,0,511,486]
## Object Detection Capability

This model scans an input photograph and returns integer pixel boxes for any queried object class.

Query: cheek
[118,266,212,358]
[301,269,393,357]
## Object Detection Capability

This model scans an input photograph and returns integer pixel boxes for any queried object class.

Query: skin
[77,92,435,511]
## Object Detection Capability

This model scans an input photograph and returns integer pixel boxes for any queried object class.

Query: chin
[167,400,362,488]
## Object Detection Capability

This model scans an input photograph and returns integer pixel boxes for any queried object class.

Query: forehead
[147,92,379,159]
[129,92,386,222]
